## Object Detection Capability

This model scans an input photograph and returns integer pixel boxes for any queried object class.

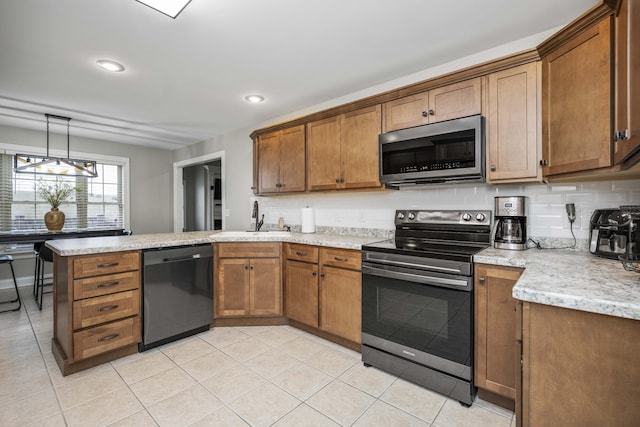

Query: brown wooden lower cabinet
[214,242,282,318]
[474,264,523,409]
[519,302,640,427]
[284,243,361,346]
[52,250,142,376]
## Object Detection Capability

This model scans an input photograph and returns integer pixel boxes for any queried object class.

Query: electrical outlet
[565,203,576,223]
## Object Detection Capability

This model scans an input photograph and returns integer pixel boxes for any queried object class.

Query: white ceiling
[0,0,599,150]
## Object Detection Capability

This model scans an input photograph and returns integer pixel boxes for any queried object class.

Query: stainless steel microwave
[379,115,484,188]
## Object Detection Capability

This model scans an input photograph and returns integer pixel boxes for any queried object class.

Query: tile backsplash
[253,179,640,241]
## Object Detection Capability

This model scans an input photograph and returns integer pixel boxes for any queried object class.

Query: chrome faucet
[252,201,264,231]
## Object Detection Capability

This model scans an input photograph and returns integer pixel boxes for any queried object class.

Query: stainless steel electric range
[361,209,492,406]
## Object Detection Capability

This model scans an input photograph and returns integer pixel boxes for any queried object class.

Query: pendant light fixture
[14,114,98,178]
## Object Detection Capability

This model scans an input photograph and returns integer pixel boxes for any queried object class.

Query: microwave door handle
[362,264,470,290]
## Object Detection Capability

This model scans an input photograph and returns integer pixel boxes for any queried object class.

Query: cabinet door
[250,258,281,316]
[216,258,250,317]
[382,92,429,133]
[257,131,282,194]
[341,105,382,189]
[475,264,522,400]
[319,265,361,343]
[522,303,640,427]
[279,125,306,192]
[487,63,541,182]
[428,78,482,123]
[285,260,319,327]
[307,116,341,191]
[542,17,612,176]
[614,0,640,163]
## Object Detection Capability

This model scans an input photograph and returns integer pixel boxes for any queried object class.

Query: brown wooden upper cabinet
[541,16,613,177]
[307,105,382,191]
[486,62,542,183]
[614,0,640,164]
[382,78,482,133]
[256,125,305,194]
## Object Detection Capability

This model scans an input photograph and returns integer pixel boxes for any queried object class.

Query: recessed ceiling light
[245,95,265,104]
[96,60,125,72]
[135,0,192,19]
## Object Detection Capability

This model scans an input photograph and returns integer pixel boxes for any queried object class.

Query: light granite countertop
[45,230,385,256]
[46,231,640,321]
[475,247,640,321]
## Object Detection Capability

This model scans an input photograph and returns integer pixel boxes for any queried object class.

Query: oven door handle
[363,253,465,274]
[362,264,471,290]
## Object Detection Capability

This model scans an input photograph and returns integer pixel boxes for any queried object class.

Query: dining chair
[0,254,21,313]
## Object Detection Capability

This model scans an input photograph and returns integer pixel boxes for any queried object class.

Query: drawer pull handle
[334,257,348,262]
[98,333,120,342]
[97,262,119,268]
[296,251,308,256]
[99,305,119,312]
[97,281,119,288]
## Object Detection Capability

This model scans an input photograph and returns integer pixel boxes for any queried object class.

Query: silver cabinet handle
[98,333,119,342]
[97,262,119,268]
[97,281,119,288]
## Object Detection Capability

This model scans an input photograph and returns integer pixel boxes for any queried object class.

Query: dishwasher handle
[143,244,212,266]
[163,254,201,262]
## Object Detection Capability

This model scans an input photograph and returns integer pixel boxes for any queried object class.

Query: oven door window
[362,271,471,367]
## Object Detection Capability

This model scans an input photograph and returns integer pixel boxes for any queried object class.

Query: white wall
[253,180,640,241]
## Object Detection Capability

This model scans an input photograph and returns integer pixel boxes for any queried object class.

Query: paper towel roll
[301,207,315,233]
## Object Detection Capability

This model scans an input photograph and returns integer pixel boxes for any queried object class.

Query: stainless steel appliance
[361,209,492,406]
[493,196,527,251]
[379,115,484,188]
[590,208,639,258]
[140,244,213,351]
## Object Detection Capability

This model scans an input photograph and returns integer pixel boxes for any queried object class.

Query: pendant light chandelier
[14,114,98,178]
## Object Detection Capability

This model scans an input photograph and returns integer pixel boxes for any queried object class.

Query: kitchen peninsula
[46,231,640,426]
[45,230,382,376]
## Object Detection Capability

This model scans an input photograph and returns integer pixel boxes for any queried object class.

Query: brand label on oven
[402,349,416,357]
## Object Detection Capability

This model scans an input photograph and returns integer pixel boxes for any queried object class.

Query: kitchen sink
[211,230,292,239]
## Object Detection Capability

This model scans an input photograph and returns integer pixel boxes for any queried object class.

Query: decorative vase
[44,208,65,231]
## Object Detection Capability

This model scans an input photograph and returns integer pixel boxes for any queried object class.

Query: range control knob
[397,212,405,220]
[476,213,486,222]
[407,212,416,220]
[462,213,472,221]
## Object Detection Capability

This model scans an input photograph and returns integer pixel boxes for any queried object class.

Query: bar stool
[32,242,43,297]
[0,255,21,313]
[35,243,54,310]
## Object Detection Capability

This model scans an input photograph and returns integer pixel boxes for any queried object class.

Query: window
[0,152,128,253]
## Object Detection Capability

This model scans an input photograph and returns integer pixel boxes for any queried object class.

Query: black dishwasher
[140,244,213,351]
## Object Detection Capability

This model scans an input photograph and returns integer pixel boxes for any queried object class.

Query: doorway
[173,151,225,232]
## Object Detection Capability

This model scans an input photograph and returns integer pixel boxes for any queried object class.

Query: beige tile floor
[0,286,515,427]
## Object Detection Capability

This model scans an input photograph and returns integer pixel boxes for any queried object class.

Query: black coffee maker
[493,196,527,250]
[589,208,639,258]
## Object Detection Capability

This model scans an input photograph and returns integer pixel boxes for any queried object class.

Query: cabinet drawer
[73,316,141,361]
[285,243,318,263]
[217,242,281,258]
[320,248,361,271]
[73,271,140,300]
[72,290,140,329]
[73,251,140,278]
